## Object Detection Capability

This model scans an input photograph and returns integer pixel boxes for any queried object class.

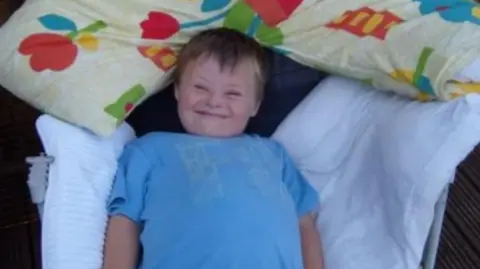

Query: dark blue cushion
[126,49,328,137]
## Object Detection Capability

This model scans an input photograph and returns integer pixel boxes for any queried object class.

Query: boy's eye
[194,84,208,91]
[226,91,242,97]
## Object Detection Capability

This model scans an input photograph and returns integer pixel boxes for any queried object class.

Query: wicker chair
[1,0,40,261]
[0,88,42,268]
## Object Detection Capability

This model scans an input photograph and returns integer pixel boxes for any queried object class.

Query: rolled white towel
[36,115,135,269]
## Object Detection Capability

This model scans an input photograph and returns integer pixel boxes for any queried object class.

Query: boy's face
[175,56,260,137]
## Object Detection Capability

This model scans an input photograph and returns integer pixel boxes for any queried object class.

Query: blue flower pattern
[415,0,480,24]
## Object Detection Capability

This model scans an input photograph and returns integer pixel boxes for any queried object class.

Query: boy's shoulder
[243,135,287,156]
[247,134,280,147]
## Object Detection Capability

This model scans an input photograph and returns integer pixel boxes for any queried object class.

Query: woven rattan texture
[0,88,41,228]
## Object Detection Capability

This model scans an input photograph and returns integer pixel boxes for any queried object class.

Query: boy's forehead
[184,55,255,79]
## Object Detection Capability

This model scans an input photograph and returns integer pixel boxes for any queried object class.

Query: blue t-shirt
[108,132,319,269]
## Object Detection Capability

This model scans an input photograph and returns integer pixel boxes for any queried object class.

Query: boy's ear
[250,101,261,117]
[174,84,180,101]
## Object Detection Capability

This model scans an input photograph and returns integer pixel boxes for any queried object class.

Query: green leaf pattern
[223,0,284,46]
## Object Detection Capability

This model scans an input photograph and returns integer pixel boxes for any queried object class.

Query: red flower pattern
[18,33,78,72]
[18,15,107,72]
[140,11,180,40]
[138,11,180,71]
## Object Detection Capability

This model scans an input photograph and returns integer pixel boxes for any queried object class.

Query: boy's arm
[103,143,152,269]
[276,141,324,268]
[300,213,325,269]
[103,215,140,269]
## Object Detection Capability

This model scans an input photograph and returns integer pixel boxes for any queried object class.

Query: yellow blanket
[0,0,479,136]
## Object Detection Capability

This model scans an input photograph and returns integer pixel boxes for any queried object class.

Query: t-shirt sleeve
[107,144,151,223]
[280,145,319,218]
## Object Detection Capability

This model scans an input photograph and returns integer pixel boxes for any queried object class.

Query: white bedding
[36,116,135,269]
[455,59,480,83]
[273,76,480,269]
[35,76,480,269]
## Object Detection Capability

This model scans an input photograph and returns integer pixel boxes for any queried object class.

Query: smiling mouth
[195,111,228,119]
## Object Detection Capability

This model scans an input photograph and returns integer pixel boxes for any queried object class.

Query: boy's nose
[206,93,223,108]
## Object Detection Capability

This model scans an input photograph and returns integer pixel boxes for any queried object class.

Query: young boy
[103,28,325,269]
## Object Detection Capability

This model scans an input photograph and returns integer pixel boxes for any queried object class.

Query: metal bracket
[25,153,54,204]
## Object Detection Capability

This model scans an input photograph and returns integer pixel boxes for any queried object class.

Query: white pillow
[273,76,480,269]
[36,115,136,269]
[455,59,480,83]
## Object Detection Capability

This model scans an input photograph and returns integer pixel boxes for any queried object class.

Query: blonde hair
[173,28,268,100]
